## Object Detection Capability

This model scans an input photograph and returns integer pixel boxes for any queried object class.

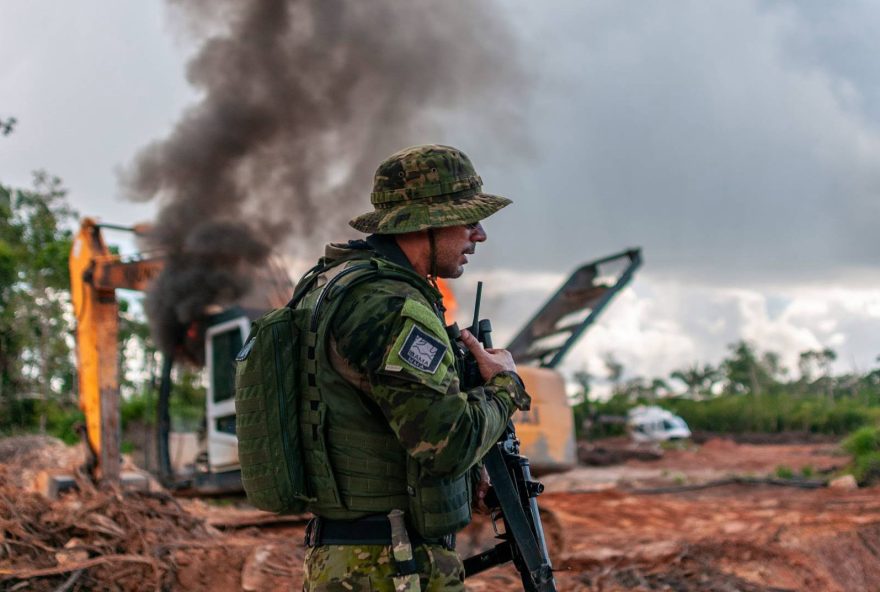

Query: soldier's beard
[402,227,476,279]
[434,247,473,279]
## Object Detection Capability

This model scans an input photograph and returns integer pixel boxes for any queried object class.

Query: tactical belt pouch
[234,306,313,514]
[406,454,472,538]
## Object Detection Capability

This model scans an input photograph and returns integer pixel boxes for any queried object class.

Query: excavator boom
[69,219,162,481]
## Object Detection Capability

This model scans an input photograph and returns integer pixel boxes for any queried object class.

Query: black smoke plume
[121,0,523,356]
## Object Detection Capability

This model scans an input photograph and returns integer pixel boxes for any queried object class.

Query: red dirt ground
[2,436,876,591]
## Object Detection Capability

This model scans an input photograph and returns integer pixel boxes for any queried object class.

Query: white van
[627,405,692,443]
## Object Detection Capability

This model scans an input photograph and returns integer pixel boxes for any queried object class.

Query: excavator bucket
[507,249,642,368]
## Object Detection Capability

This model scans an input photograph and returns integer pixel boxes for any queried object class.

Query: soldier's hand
[473,465,492,515]
[460,329,517,382]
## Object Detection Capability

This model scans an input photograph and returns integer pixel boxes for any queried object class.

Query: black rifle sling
[483,445,553,590]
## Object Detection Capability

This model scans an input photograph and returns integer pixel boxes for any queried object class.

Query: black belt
[304,515,455,551]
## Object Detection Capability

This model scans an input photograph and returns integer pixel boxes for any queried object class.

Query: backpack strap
[297,254,444,399]
[301,257,442,425]
[309,262,379,332]
[302,262,377,395]
[286,261,326,309]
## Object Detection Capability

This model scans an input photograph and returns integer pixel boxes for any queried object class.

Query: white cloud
[463,268,880,388]
[725,289,823,371]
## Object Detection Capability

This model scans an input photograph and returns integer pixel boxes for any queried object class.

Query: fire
[176,320,206,366]
[436,279,457,325]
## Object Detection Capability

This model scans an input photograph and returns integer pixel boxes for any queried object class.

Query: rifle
[448,282,557,591]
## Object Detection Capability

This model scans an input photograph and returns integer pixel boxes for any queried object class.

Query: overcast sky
[3,1,879,389]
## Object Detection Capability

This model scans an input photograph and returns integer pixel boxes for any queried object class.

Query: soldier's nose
[469,222,487,242]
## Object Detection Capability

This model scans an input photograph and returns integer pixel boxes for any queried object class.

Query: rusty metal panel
[513,366,576,472]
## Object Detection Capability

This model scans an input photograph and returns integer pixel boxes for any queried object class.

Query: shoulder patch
[399,325,447,374]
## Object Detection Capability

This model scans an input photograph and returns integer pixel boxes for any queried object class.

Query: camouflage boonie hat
[349,144,512,234]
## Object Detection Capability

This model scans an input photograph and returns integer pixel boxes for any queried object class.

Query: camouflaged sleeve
[330,279,411,376]
[485,371,531,411]
[331,280,516,478]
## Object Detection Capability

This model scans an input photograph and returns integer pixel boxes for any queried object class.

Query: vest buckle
[304,517,322,548]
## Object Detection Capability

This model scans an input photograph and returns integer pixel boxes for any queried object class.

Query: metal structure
[507,249,642,368]
[504,249,642,473]
[69,219,163,482]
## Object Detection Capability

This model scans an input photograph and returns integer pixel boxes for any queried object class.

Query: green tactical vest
[296,252,472,538]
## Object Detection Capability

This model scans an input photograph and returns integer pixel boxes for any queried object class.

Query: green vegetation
[665,393,878,436]
[1,127,205,444]
[841,426,880,457]
[120,370,207,432]
[573,340,880,440]
[1,172,79,435]
[775,465,794,479]
[842,426,880,485]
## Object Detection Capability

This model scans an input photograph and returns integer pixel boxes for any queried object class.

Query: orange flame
[436,278,457,325]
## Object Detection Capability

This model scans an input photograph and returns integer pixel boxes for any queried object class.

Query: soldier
[299,144,531,591]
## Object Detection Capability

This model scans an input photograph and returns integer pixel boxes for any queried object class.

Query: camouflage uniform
[302,145,530,591]
[304,542,464,591]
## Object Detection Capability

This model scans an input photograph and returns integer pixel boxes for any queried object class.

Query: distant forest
[574,341,880,439]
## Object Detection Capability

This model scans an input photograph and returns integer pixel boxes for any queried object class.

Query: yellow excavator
[69,218,291,489]
[70,217,640,488]
[69,218,163,482]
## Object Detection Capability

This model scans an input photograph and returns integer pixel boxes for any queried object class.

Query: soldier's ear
[394,231,431,270]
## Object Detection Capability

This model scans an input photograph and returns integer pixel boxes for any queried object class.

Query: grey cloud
[475,0,880,288]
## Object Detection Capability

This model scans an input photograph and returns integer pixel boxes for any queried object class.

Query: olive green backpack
[233,262,381,513]
[233,257,442,514]
[234,304,311,513]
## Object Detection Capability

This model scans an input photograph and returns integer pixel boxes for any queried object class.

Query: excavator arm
[69,218,162,481]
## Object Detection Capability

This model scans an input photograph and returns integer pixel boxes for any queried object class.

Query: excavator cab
[204,310,249,472]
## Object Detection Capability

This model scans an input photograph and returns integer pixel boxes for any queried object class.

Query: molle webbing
[297,257,472,535]
[298,261,415,514]
[234,304,312,515]
[415,481,472,534]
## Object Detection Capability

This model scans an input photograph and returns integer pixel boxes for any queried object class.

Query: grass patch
[775,465,794,479]
[842,426,880,485]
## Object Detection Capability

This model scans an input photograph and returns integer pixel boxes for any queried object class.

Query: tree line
[574,341,880,439]
[0,170,176,440]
